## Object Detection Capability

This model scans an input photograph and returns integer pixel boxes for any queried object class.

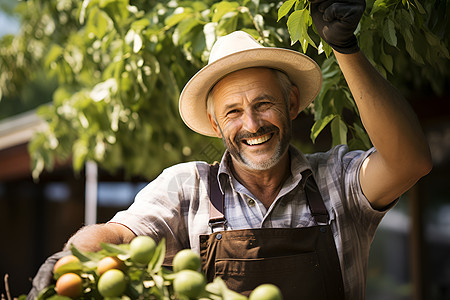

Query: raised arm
[334,51,432,209]
[63,223,136,252]
[309,0,432,209]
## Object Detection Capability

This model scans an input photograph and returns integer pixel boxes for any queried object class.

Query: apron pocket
[214,252,328,299]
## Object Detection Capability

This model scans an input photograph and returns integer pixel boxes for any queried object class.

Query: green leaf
[278,0,297,21]
[72,139,89,171]
[399,8,414,26]
[205,277,229,295]
[383,18,397,47]
[192,1,209,12]
[100,242,130,255]
[331,116,347,146]
[100,0,130,21]
[423,30,440,47]
[204,277,247,299]
[132,18,150,32]
[44,45,63,69]
[403,28,424,64]
[128,279,145,297]
[216,11,239,36]
[71,244,103,262]
[53,263,83,279]
[37,285,57,300]
[175,19,201,44]
[315,83,336,119]
[222,288,248,300]
[318,40,333,57]
[359,28,374,60]
[341,88,358,112]
[148,238,166,274]
[212,1,239,23]
[287,9,304,44]
[286,8,315,52]
[370,0,388,15]
[191,28,207,56]
[165,9,193,28]
[86,7,111,39]
[310,114,336,143]
[46,295,72,300]
[373,63,387,78]
[379,50,393,74]
[152,274,165,289]
[413,0,426,14]
[352,122,371,149]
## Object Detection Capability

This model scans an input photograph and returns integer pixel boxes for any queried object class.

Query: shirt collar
[216,144,313,193]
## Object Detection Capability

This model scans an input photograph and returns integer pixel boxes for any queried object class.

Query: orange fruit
[55,273,83,298]
[53,255,81,275]
[97,256,126,275]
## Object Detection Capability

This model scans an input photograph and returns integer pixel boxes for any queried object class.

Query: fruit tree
[0,0,447,179]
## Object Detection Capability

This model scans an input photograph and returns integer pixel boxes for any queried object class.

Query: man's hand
[309,0,366,54]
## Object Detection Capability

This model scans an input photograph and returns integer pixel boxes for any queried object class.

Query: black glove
[27,250,72,300]
[309,0,366,54]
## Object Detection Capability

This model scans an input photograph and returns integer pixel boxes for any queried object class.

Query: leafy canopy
[0,0,448,179]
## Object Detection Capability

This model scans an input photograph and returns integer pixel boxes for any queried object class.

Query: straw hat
[179,31,322,137]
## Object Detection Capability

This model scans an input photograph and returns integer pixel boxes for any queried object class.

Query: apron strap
[303,169,329,224]
[207,164,329,226]
[208,162,227,230]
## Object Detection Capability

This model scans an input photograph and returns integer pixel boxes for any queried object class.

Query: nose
[241,109,261,133]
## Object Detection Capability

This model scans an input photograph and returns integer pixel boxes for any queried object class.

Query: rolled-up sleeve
[109,163,197,259]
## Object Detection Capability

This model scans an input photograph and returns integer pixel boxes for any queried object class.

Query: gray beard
[219,124,291,171]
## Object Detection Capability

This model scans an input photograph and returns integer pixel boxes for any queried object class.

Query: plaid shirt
[110,144,390,299]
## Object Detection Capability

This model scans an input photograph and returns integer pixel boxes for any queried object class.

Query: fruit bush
[37,236,282,300]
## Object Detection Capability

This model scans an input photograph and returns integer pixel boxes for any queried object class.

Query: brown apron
[199,164,345,300]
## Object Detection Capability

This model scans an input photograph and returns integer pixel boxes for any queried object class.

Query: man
[29,0,432,299]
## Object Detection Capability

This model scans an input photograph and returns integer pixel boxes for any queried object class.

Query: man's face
[209,67,298,171]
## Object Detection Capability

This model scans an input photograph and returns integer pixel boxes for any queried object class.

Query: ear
[208,113,223,138]
[288,85,300,120]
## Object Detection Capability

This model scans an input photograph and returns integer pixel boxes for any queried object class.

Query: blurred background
[0,0,449,299]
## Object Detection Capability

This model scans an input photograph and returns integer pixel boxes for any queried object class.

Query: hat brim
[179,47,322,137]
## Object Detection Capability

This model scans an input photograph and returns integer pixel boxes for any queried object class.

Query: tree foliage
[0,0,448,179]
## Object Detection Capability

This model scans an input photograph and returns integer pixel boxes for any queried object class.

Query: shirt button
[247,198,255,206]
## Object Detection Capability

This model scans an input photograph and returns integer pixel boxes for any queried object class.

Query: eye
[255,101,272,111]
[226,109,240,117]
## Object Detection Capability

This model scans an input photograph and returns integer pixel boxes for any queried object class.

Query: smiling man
[207,67,298,207]
[209,68,293,168]
[29,0,432,299]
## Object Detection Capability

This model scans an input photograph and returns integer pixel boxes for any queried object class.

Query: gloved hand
[27,250,72,300]
[309,0,366,54]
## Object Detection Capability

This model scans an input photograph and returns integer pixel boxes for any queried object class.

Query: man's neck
[229,151,291,209]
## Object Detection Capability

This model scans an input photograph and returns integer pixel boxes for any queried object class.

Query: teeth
[245,134,271,145]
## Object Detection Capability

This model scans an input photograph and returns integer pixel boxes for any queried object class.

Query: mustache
[234,125,279,141]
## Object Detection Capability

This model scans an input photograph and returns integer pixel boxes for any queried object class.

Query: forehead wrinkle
[210,68,283,115]
[253,94,278,102]
[221,93,278,110]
